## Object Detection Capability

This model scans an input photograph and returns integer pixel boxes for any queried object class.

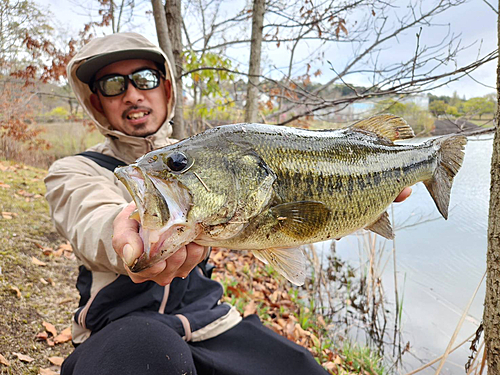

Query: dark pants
[61,314,329,375]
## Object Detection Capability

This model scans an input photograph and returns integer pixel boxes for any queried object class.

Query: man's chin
[126,123,160,138]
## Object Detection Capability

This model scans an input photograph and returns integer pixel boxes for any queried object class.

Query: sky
[37,0,498,99]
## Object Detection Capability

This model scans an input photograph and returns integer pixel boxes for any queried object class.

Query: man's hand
[112,202,206,286]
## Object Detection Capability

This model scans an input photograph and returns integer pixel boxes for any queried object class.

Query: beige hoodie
[44,33,242,344]
[45,33,179,274]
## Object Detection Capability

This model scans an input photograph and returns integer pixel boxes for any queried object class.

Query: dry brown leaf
[225,262,236,274]
[54,327,72,344]
[269,290,280,304]
[324,362,336,371]
[334,355,342,365]
[36,331,49,341]
[58,241,73,252]
[40,278,49,285]
[46,338,55,347]
[39,368,58,375]
[1,212,12,219]
[0,182,10,189]
[0,353,10,366]
[13,352,34,363]
[48,356,64,366]
[243,300,256,317]
[42,321,58,337]
[17,190,34,197]
[9,285,21,298]
[31,257,47,267]
[276,318,287,328]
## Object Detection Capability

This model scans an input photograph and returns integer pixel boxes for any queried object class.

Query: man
[45,32,411,374]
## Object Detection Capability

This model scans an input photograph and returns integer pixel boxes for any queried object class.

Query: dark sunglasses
[91,68,164,97]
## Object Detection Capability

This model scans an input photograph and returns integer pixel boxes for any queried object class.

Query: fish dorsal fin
[365,211,394,239]
[252,247,306,285]
[270,201,331,239]
[350,114,415,142]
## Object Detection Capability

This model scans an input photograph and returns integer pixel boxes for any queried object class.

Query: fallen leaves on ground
[42,322,58,338]
[54,327,72,344]
[2,211,18,219]
[37,241,74,259]
[211,248,340,373]
[37,322,72,348]
[0,353,10,366]
[9,285,22,298]
[39,368,58,375]
[48,356,64,366]
[32,256,47,266]
[13,353,34,363]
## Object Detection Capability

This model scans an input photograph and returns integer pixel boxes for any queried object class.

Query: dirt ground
[0,160,78,374]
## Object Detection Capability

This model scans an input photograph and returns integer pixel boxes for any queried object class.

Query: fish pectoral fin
[129,209,141,222]
[252,247,306,286]
[350,114,415,142]
[365,211,394,239]
[270,201,331,239]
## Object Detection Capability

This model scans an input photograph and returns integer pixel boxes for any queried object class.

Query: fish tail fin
[424,135,467,219]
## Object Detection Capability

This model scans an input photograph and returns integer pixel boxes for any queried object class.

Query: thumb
[112,202,144,267]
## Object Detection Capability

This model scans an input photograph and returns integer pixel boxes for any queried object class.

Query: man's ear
[90,93,104,114]
[164,79,173,103]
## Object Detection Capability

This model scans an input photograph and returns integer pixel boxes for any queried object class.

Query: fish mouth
[115,165,197,273]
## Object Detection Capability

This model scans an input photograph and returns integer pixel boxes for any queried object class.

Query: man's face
[90,59,172,137]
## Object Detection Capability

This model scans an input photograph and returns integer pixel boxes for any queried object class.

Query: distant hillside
[432,119,482,135]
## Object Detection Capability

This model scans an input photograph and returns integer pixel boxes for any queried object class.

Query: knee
[64,315,196,375]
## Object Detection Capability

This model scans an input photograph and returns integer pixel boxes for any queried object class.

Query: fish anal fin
[350,114,415,142]
[252,247,306,286]
[270,201,331,240]
[365,211,394,239]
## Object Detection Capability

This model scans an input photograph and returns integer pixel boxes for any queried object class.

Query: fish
[114,114,467,285]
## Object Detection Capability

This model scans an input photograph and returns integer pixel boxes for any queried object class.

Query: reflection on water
[320,134,492,374]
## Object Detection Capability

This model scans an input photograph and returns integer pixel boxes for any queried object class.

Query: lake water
[318,133,493,374]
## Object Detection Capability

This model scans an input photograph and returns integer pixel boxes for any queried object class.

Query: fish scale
[115,115,467,285]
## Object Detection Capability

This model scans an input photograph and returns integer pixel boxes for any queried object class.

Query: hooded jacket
[44,33,241,344]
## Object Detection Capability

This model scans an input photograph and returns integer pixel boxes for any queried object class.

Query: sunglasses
[91,68,164,97]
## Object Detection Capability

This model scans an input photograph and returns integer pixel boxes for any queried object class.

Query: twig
[434,271,486,375]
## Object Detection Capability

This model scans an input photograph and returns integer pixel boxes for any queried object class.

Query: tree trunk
[483,1,500,372]
[165,0,186,138]
[151,0,186,139]
[244,0,265,123]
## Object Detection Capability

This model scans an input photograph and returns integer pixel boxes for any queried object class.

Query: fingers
[394,187,412,203]
[112,202,144,267]
[126,243,206,286]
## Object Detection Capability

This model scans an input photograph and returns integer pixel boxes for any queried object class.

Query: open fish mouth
[115,165,197,272]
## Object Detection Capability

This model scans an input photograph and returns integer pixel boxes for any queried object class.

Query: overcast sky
[38,0,497,99]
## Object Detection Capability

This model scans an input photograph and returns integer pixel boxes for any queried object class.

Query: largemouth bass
[115,115,467,285]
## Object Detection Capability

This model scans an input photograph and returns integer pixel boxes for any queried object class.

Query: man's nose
[122,82,144,104]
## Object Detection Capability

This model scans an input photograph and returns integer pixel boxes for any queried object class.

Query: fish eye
[165,151,189,172]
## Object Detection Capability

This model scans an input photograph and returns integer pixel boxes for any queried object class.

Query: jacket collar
[101,120,175,164]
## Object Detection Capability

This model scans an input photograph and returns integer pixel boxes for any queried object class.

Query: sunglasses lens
[99,76,126,96]
[95,69,161,97]
[131,69,159,90]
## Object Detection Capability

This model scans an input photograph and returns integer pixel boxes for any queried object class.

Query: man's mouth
[127,111,150,120]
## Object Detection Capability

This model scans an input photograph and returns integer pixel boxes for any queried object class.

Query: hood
[67,32,177,162]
